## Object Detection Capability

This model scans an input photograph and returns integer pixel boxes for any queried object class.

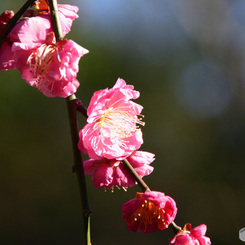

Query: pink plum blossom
[78,78,144,160]
[169,223,211,245]
[0,4,88,97]
[12,32,88,97]
[122,191,177,233]
[0,3,79,70]
[83,151,154,189]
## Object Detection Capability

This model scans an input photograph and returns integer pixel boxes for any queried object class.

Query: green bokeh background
[1,0,245,244]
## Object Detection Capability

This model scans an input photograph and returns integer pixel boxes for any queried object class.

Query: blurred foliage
[1,0,245,244]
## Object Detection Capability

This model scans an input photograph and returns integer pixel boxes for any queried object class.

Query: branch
[66,95,92,245]
[47,0,91,244]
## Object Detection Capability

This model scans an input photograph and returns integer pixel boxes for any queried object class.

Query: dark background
[1,0,245,244]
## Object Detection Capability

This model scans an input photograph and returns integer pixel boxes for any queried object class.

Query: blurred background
[1,0,245,244]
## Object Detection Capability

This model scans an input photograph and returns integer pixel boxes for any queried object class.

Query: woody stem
[66,95,92,245]
[48,0,91,244]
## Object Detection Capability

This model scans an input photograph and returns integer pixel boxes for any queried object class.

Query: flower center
[27,43,57,82]
[132,200,167,231]
[26,33,67,87]
[97,105,144,145]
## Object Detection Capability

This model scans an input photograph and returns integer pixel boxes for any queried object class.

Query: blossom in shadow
[83,151,154,189]
[122,191,177,233]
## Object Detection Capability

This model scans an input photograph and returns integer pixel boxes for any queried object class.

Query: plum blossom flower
[0,3,79,70]
[0,3,87,97]
[169,223,211,245]
[83,151,154,189]
[12,32,88,97]
[122,191,177,233]
[78,78,144,160]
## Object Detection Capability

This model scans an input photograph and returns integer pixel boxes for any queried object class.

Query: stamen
[131,200,166,232]
[26,43,60,84]
[94,104,144,148]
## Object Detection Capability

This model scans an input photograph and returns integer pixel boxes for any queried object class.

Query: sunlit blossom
[122,191,177,233]
[13,32,88,97]
[0,3,79,70]
[78,78,144,160]
[0,4,88,97]
[83,151,154,189]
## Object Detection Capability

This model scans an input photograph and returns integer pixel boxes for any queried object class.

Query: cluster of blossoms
[0,0,211,244]
[78,78,155,189]
[78,77,211,243]
[77,77,179,233]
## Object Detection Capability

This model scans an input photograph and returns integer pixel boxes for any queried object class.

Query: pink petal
[92,163,113,188]
[10,16,51,47]
[191,224,207,237]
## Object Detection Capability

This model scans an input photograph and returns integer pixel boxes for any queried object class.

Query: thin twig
[48,0,63,40]
[123,158,151,192]
[170,221,182,234]
[75,99,88,118]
